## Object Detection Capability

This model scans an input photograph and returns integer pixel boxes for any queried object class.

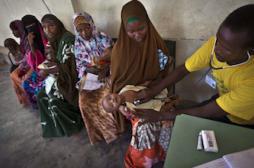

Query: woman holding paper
[37,14,83,137]
[73,12,118,144]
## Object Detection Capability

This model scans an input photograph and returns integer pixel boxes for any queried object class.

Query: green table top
[164,114,254,168]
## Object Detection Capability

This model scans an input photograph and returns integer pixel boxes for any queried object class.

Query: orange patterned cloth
[124,144,165,168]
[79,86,119,144]
[73,15,89,27]
[10,67,30,106]
[124,118,167,168]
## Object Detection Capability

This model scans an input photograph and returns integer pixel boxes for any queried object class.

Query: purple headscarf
[10,20,30,56]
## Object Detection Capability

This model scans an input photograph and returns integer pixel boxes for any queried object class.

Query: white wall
[0,0,74,46]
[0,0,74,68]
[0,0,253,101]
[75,0,254,40]
[76,0,254,102]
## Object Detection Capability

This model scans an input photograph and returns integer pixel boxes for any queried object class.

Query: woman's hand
[21,69,33,81]
[39,69,48,78]
[99,48,112,63]
[85,66,99,75]
[27,32,35,50]
[22,72,32,81]
[45,43,55,61]
[43,62,59,74]
[98,64,110,82]
[22,74,30,81]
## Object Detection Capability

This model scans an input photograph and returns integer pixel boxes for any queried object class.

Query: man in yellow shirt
[134,4,254,126]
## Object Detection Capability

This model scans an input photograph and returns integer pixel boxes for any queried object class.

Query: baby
[102,85,178,167]
[102,85,178,119]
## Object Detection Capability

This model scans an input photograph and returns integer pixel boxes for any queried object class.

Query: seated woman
[21,15,47,108]
[110,0,173,134]
[8,20,30,106]
[73,12,118,144]
[37,14,83,137]
[102,84,178,168]
[9,20,30,57]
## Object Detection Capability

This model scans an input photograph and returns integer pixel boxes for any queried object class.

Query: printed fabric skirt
[22,71,45,108]
[79,87,119,145]
[10,67,30,106]
[37,87,83,137]
[124,117,172,168]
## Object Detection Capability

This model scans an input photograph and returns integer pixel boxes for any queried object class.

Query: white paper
[193,158,229,168]
[205,74,216,89]
[82,73,103,91]
[193,148,254,168]
[223,148,254,168]
[45,75,56,94]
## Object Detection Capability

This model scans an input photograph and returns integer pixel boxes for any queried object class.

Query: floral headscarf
[73,12,113,79]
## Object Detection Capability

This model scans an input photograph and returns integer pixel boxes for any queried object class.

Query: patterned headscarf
[73,12,97,36]
[73,12,112,79]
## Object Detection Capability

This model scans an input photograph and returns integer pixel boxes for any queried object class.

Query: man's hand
[133,108,175,124]
[134,88,155,105]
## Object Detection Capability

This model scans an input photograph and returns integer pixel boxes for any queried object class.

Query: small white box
[201,130,218,152]
[197,132,203,150]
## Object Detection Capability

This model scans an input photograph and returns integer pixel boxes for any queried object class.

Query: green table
[164,114,254,168]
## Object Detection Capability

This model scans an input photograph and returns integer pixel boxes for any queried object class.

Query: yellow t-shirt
[185,36,254,125]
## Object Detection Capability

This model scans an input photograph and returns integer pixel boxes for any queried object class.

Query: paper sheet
[193,158,229,168]
[223,148,254,168]
[193,148,254,168]
[82,73,104,91]
[45,75,56,94]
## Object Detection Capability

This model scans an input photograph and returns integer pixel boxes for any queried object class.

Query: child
[102,84,178,168]
[4,38,23,73]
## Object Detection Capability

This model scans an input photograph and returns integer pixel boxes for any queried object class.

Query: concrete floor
[0,65,132,168]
